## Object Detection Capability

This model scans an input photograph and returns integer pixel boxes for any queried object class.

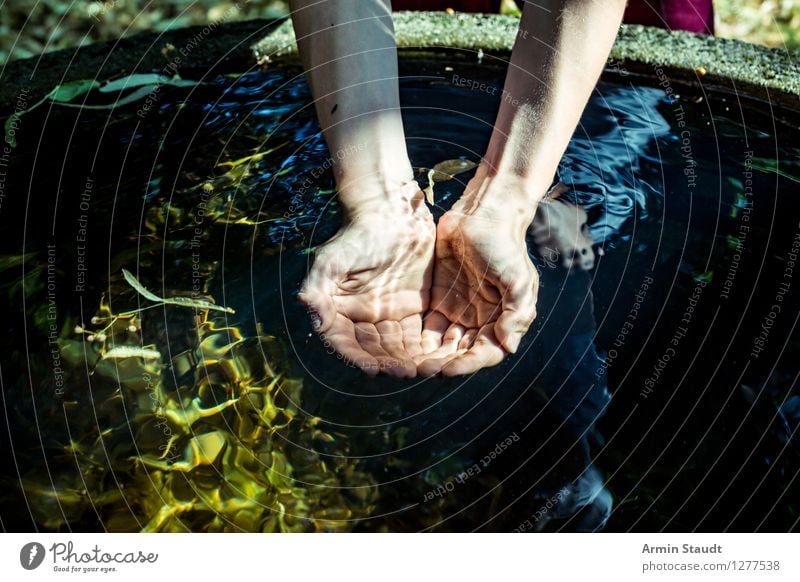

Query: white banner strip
[1,533,798,581]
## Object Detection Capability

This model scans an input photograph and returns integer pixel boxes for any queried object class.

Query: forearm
[460,0,625,221]
[289,0,414,211]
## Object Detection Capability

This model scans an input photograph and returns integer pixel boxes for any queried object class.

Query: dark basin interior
[1,54,799,532]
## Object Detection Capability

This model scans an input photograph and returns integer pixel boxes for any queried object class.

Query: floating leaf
[49,80,102,102]
[58,86,159,110]
[122,268,235,314]
[60,76,199,111]
[160,296,235,313]
[5,77,201,147]
[216,142,288,169]
[122,269,162,302]
[100,74,198,93]
[175,431,227,470]
[430,158,477,182]
[421,159,478,205]
[5,80,98,147]
[102,346,161,360]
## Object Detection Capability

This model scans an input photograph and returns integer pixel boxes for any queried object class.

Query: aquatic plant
[20,277,377,532]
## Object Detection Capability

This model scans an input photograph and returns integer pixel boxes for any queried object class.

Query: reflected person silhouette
[354,247,614,532]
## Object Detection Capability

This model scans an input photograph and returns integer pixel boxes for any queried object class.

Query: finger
[376,321,416,378]
[495,266,539,354]
[354,321,391,358]
[458,328,478,350]
[399,315,423,358]
[418,322,465,362]
[416,351,465,377]
[442,323,466,348]
[420,311,451,354]
[441,326,506,377]
[323,314,380,376]
[416,323,467,376]
[355,322,407,379]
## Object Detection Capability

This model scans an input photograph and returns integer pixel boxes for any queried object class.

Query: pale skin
[292,0,626,377]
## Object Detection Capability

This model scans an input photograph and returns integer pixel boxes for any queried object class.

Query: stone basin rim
[0,12,798,113]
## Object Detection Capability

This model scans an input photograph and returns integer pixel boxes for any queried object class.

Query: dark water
[1,57,799,532]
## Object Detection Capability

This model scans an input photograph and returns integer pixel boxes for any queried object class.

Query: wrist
[338,176,421,220]
[451,165,548,233]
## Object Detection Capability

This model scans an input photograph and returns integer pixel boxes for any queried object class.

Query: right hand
[415,173,541,377]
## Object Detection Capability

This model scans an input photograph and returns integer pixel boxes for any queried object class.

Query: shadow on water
[1,57,799,531]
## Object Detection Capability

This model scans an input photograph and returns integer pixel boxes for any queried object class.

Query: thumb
[494,308,536,354]
[298,288,336,334]
[494,268,538,354]
[299,259,337,334]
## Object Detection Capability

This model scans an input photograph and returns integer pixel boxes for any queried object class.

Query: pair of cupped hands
[299,168,540,378]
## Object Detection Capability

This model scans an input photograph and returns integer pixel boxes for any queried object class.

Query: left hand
[416,175,540,377]
[300,182,435,378]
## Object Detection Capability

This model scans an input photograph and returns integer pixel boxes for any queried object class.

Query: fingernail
[508,335,521,354]
[309,310,321,331]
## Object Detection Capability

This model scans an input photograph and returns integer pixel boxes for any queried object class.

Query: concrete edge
[253,12,800,99]
[1,12,798,112]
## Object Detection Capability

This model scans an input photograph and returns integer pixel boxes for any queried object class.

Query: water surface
[1,58,799,532]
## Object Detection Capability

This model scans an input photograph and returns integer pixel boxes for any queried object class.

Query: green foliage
[0,1,289,63]
[18,281,377,532]
[716,0,800,51]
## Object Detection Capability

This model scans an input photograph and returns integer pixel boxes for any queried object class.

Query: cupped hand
[299,182,435,378]
[416,178,540,377]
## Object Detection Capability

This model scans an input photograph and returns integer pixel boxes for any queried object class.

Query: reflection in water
[558,85,670,243]
[2,59,799,532]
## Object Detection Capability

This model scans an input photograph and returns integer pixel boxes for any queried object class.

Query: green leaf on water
[101,74,199,93]
[421,159,478,205]
[122,268,235,314]
[430,159,478,182]
[4,76,201,146]
[62,76,200,110]
[103,346,162,360]
[100,74,164,92]
[58,85,157,110]
[4,81,97,147]
[122,269,162,302]
[48,80,102,102]
[159,296,235,313]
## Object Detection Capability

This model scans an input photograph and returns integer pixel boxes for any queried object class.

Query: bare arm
[290,1,434,378]
[423,0,626,375]
[457,0,627,224]
[289,0,414,211]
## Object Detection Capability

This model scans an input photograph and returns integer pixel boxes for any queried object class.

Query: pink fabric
[624,0,715,35]
[393,0,715,35]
